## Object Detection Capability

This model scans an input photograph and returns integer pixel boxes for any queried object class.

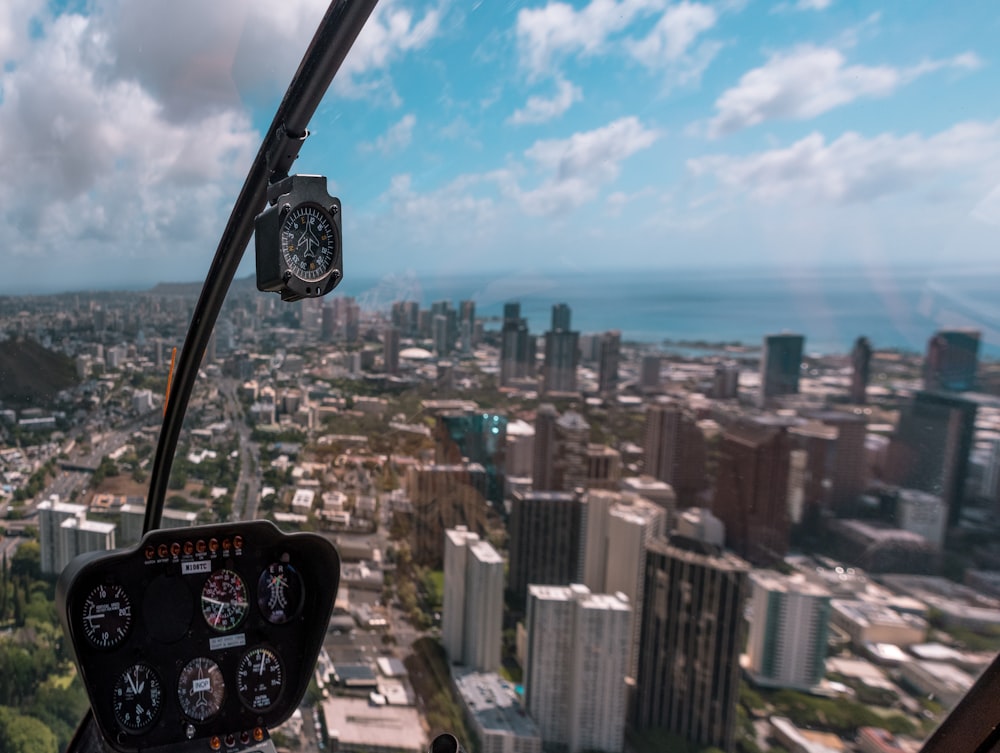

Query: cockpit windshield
[1,2,999,752]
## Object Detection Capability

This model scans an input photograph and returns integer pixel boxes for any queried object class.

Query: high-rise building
[507,489,586,605]
[555,410,589,491]
[581,491,665,678]
[822,412,869,516]
[760,333,805,405]
[532,404,558,492]
[406,464,490,567]
[851,336,873,403]
[321,304,336,342]
[643,400,707,506]
[525,584,631,753]
[924,329,980,392]
[500,302,533,387]
[443,528,504,672]
[712,361,740,399]
[543,304,579,395]
[38,497,116,575]
[383,326,400,375]
[435,410,507,503]
[640,355,661,393]
[745,571,831,691]
[713,417,792,566]
[888,390,977,527]
[598,330,621,395]
[632,537,750,752]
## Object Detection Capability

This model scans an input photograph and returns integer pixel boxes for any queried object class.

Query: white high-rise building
[38,496,115,575]
[443,527,503,672]
[746,571,832,690]
[525,584,631,753]
[38,497,87,574]
[581,491,665,678]
[463,540,504,672]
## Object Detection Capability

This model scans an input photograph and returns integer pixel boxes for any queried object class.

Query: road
[218,378,261,522]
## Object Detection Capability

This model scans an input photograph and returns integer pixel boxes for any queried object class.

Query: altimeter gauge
[82,583,132,649]
[255,174,343,302]
[113,662,163,732]
[236,647,284,712]
[177,657,226,722]
[200,569,249,632]
[257,561,304,624]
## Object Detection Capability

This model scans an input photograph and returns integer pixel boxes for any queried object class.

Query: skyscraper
[406,464,490,567]
[543,303,579,395]
[526,584,631,753]
[508,489,586,605]
[500,302,533,387]
[633,536,749,752]
[851,336,873,403]
[644,399,707,506]
[581,491,666,678]
[713,417,793,566]
[924,329,980,392]
[383,325,400,375]
[889,390,977,527]
[532,403,558,492]
[443,528,504,672]
[640,355,661,393]
[760,333,805,405]
[745,571,831,691]
[598,330,621,395]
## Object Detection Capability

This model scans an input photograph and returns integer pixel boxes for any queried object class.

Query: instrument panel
[57,521,340,753]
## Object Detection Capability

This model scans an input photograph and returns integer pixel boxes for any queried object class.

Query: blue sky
[0,0,998,293]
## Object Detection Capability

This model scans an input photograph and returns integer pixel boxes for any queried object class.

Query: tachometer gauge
[113,662,162,732]
[257,562,304,624]
[200,569,249,632]
[237,647,284,711]
[177,657,225,722]
[82,583,132,648]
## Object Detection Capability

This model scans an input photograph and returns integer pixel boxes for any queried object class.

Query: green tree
[0,706,58,753]
[10,544,40,582]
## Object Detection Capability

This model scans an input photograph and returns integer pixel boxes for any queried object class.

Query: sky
[0,0,998,294]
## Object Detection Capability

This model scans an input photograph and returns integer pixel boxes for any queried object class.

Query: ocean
[343,265,1000,358]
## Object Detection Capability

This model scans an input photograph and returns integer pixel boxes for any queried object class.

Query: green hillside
[0,338,78,407]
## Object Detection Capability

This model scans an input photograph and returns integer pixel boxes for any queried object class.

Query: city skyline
[0,2,998,294]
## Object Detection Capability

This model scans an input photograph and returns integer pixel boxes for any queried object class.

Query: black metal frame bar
[143,0,379,534]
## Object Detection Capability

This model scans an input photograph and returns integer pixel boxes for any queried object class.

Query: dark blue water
[344,266,1000,357]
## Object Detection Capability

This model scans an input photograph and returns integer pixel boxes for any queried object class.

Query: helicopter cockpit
[30,2,1000,753]
[58,521,338,753]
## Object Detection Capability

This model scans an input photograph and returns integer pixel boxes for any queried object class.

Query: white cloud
[706,46,982,137]
[517,116,661,215]
[507,78,582,125]
[798,0,833,9]
[688,120,1000,205]
[628,2,717,69]
[0,0,47,62]
[515,0,664,78]
[360,114,417,155]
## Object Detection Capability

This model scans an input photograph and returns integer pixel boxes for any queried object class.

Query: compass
[255,174,343,302]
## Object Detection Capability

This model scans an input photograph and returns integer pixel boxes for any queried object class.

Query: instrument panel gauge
[200,569,249,632]
[113,662,163,732]
[177,657,225,722]
[236,647,284,712]
[82,583,132,649]
[257,562,304,624]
